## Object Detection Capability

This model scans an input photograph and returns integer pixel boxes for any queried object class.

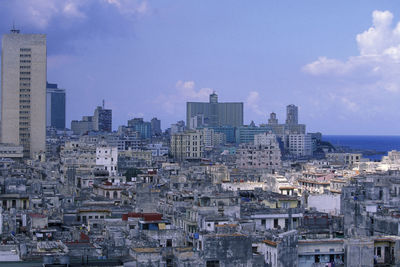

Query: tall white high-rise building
[1,30,47,157]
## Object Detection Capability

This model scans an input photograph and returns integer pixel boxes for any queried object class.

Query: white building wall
[254,132,277,146]
[307,194,341,215]
[289,134,312,156]
[96,146,118,175]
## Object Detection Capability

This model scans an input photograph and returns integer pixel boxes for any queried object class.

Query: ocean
[322,135,400,161]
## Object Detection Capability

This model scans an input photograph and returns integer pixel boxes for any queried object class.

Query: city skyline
[1,1,400,134]
[2,2,400,265]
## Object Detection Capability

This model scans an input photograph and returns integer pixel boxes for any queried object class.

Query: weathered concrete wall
[344,239,374,267]
[142,229,185,247]
[135,185,160,213]
[202,234,253,267]
[277,230,298,267]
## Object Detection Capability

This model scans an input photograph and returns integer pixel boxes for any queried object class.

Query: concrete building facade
[170,130,204,161]
[151,117,161,136]
[96,145,118,176]
[236,142,282,171]
[93,105,112,132]
[128,118,151,139]
[1,31,46,157]
[186,93,243,128]
[288,134,312,157]
[71,116,94,135]
[286,104,298,125]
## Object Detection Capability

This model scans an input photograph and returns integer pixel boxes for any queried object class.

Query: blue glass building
[46,82,66,130]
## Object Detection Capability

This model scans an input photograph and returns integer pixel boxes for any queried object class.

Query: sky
[1,1,400,134]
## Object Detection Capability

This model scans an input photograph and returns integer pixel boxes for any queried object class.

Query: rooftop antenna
[102,99,105,109]
[10,21,20,34]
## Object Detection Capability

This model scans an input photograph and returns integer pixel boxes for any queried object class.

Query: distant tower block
[209,91,218,103]
[286,104,298,125]
[46,82,66,130]
[268,112,278,125]
[187,92,243,127]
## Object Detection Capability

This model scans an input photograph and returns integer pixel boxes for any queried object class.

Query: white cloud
[301,10,400,130]
[357,10,400,56]
[303,10,400,93]
[175,80,213,101]
[23,0,58,29]
[303,56,354,75]
[156,81,213,115]
[6,0,148,29]
[104,0,148,15]
[246,91,265,116]
[340,97,359,112]
[63,1,86,18]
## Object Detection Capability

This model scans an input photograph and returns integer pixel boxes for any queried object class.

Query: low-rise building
[326,152,362,166]
[0,143,23,158]
[236,143,281,171]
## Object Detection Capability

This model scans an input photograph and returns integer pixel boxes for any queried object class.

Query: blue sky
[1,0,400,134]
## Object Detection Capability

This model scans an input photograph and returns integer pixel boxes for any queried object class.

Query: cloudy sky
[1,1,400,134]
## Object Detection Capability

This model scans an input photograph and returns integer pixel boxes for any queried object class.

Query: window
[206,261,220,267]
[377,247,381,257]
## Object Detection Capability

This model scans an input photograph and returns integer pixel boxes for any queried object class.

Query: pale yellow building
[170,130,204,161]
[1,31,46,158]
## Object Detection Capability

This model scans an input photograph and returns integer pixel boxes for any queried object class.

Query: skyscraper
[1,30,46,157]
[46,82,66,130]
[285,104,298,125]
[151,117,161,136]
[186,92,243,128]
[93,105,112,132]
[128,118,151,139]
